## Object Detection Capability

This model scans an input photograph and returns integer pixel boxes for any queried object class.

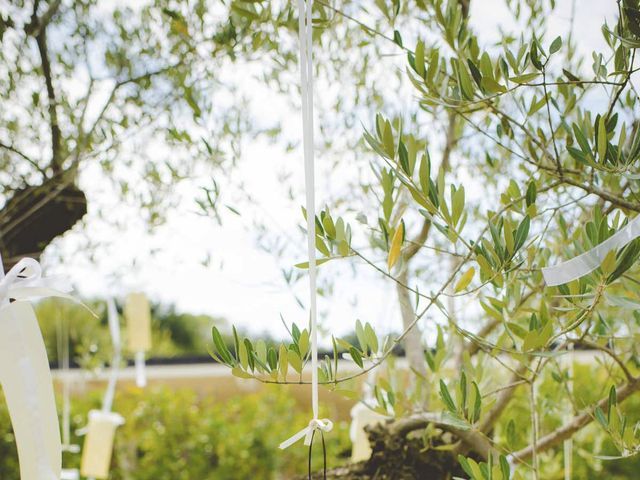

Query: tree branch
[0,141,46,176]
[32,13,62,173]
[560,176,640,212]
[513,376,640,461]
[24,0,61,37]
[390,412,492,460]
[395,111,458,388]
[574,339,634,382]
[478,364,529,434]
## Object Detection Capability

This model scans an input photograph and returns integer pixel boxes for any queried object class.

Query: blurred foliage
[0,386,350,479]
[0,363,637,478]
[35,298,224,369]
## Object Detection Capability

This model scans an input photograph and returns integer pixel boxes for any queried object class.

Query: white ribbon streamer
[0,255,74,480]
[102,298,122,413]
[134,351,147,388]
[84,298,124,480]
[280,0,332,450]
[542,215,640,286]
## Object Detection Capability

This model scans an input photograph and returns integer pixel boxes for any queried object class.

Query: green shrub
[0,386,350,479]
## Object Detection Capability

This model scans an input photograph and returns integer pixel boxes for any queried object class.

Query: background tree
[0,0,278,267]
[0,0,402,271]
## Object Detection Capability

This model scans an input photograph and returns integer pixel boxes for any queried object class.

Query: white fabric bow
[279,418,333,450]
[0,257,73,304]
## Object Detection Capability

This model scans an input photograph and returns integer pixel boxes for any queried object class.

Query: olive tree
[210,1,640,478]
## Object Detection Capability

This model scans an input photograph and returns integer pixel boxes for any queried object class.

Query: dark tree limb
[35,27,62,173]
[24,0,61,37]
[26,0,64,174]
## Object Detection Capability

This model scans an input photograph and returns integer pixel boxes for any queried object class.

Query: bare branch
[34,24,62,173]
[24,0,61,37]
[479,364,529,434]
[0,141,46,177]
[574,339,634,382]
[513,376,640,462]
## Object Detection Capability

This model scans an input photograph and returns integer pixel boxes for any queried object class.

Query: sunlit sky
[39,0,616,340]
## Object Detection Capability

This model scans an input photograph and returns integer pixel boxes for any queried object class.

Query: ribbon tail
[135,351,147,388]
[9,286,75,301]
[279,427,310,450]
[103,298,122,412]
[543,215,640,286]
[0,301,61,480]
[7,286,98,319]
[304,427,315,446]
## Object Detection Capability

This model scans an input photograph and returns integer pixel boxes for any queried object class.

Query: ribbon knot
[279,418,333,450]
[0,257,72,305]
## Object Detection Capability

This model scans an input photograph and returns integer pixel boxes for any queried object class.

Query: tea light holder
[124,292,152,387]
[80,410,125,479]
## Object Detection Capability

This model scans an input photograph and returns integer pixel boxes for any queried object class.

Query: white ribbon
[102,298,122,413]
[82,298,124,480]
[134,351,147,388]
[279,418,333,450]
[0,257,73,304]
[280,0,332,450]
[0,255,74,480]
[542,215,640,286]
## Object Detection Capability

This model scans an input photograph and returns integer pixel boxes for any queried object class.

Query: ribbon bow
[0,255,77,480]
[0,257,72,304]
[279,418,333,450]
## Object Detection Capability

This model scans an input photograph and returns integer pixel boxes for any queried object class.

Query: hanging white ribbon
[280,0,332,450]
[0,255,74,480]
[542,215,640,286]
[81,298,124,480]
[102,298,122,413]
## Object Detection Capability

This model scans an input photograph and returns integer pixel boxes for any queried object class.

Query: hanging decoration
[279,0,333,464]
[60,469,79,480]
[542,215,640,286]
[349,371,388,462]
[103,298,123,412]
[349,403,387,462]
[124,292,152,387]
[59,304,80,480]
[79,410,124,479]
[0,255,74,480]
[79,298,125,480]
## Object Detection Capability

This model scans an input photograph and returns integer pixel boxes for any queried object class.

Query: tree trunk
[305,421,471,479]
[0,177,87,271]
[396,269,427,381]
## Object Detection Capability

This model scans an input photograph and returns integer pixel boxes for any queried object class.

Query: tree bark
[396,269,427,380]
